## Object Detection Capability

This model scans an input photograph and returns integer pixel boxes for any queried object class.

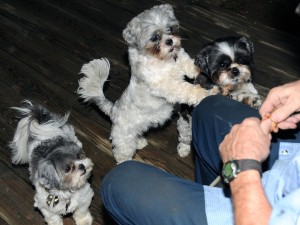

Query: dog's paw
[230,93,262,109]
[137,137,148,149]
[113,151,134,164]
[114,156,133,164]
[177,142,191,157]
[245,96,262,109]
[74,211,93,225]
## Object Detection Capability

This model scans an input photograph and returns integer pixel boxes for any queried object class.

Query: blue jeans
[100,95,281,225]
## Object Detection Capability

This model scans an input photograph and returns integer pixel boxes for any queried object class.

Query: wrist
[230,170,262,194]
[221,159,262,184]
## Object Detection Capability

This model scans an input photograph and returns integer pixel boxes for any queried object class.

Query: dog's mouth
[169,45,180,53]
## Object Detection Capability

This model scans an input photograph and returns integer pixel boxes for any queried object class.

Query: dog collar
[46,194,71,211]
[46,194,59,207]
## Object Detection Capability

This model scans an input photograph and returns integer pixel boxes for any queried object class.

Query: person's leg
[101,161,208,225]
[192,95,300,185]
[192,95,261,185]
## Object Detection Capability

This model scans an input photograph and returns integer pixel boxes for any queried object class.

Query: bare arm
[230,170,271,225]
[219,118,273,225]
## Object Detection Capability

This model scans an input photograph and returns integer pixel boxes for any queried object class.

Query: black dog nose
[165,39,173,46]
[232,67,240,76]
[79,164,85,171]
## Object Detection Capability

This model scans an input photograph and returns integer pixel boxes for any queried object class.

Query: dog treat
[262,114,277,132]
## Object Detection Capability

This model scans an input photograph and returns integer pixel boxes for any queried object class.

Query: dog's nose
[232,67,240,76]
[165,39,173,46]
[79,164,85,171]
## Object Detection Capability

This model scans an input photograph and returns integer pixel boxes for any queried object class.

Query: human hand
[259,80,300,132]
[219,117,272,163]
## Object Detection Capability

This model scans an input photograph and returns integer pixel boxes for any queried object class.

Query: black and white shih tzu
[9,100,94,225]
[78,4,218,163]
[177,36,262,157]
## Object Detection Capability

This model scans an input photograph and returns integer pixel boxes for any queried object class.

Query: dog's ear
[194,74,215,90]
[195,46,211,76]
[239,36,254,55]
[122,21,138,47]
[37,160,60,189]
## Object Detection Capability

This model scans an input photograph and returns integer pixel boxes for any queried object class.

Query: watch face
[222,160,239,184]
[224,163,233,177]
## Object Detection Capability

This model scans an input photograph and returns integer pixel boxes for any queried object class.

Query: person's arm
[219,118,273,225]
[230,170,271,225]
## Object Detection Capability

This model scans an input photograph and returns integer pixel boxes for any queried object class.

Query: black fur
[195,36,254,89]
[31,137,84,189]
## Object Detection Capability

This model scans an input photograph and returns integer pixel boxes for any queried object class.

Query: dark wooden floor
[1,0,300,224]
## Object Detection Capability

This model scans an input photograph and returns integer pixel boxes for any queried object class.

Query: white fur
[177,37,262,157]
[34,183,93,225]
[78,4,218,163]
[176,114,192,157]
[217,42,234,60]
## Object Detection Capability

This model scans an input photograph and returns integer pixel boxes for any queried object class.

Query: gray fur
[10,100,94,225]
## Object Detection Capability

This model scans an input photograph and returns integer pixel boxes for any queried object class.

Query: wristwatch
[221,159,262,184]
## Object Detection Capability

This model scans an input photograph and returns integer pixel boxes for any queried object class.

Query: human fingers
[276,113,300,130]
[259,87,284,117]
[276,121,298,131]
[260,81,300,122]
[268,101,300,124]
[260,118,273,136]
[220,118,271,162]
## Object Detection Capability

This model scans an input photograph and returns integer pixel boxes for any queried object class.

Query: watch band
[222,159,262,184]
[238,159,262,176]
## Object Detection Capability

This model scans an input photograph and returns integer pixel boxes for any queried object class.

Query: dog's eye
[150,34,161,42]
[65,165,71,173]
[219,62,228,69]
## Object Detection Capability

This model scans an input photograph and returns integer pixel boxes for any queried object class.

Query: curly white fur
[77,4,218,163]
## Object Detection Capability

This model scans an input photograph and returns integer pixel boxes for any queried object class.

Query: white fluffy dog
[78,4,218,163]
[10,100,94,225]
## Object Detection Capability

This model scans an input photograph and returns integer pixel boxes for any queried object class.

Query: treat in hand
[262,114,277,132]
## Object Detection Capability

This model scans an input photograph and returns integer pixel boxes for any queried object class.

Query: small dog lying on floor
[177,36,262,157]
[9,100,94,225]
[78,4,218,163]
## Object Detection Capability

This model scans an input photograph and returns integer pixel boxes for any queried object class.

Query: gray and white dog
[78,4,218,163]
[9,100,94,225]
[177,36,262,157]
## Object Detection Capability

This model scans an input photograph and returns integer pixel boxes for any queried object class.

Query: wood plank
[0,160,45,224]
[0,0,300,224]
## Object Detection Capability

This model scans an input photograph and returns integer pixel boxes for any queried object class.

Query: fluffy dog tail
[77,58,114,117]
[9,100,71,164]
